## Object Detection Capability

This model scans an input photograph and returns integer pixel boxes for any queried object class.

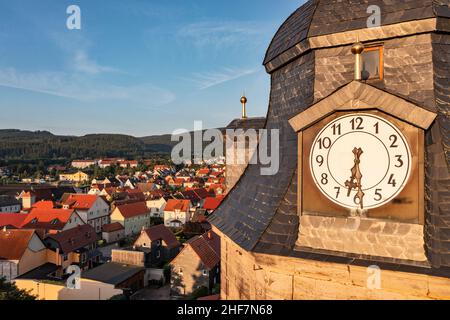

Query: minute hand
[344,147,365,209]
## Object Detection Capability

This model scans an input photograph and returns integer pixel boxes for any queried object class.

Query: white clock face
[309,113,412,210]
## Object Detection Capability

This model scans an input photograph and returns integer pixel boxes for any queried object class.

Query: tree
[0,277,36,300]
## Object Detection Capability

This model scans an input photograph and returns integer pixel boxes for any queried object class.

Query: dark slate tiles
[209,53,316,251]
[264,0,444,65]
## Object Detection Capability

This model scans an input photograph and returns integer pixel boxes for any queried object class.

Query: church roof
[264,0,450,65]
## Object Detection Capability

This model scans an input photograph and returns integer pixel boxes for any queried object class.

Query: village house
[164,199,192,228]
[170,231,220,297]
[0,195,21,213]
[146,197,166,218]
[110,202,151,236]
[102,222,125,244]
[133,224,181,267]
[118,160,139,168]
[21,204,85,235]
[44,224,100,271]
[0,229,47,281]
[71,160,97,169]
[61,194,110,233]
[59,171,89,183]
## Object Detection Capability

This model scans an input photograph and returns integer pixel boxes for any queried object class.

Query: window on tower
[362,45,384,80]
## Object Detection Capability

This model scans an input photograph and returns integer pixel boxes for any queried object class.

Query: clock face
[309,113,412,210]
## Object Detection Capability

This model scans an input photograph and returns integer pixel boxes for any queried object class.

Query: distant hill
[0,128,225,160]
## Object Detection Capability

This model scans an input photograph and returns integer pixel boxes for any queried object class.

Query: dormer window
[50,219,58,225]
[31,218,38,224]
[362,45,383,80]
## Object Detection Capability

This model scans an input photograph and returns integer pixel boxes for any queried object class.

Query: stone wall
[297,215,427,262]
[217,227,450,300]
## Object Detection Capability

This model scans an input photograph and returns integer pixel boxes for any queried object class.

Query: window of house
[156,250,161,259]
[362,45,384,80]
[202,269,208,276]
[63,254,68,261]
[179,267,183,275]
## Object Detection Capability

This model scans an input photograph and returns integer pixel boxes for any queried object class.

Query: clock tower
[210,0,450,300]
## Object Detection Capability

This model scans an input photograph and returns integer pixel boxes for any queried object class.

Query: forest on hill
[0,129,174,160]
[0,128,226,161]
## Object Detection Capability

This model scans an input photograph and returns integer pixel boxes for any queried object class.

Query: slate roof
[45,224,99,254]
[82,262,144,286]
[226,117,266,130]
[264,0,450,65]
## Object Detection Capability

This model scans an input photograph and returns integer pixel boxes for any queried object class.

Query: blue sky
[0,0,304,136]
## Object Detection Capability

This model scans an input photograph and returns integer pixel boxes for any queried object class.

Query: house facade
[62,194,110,233]
[164,199,192,228]
[170,231,220,296]
[44,224,100,271]
[146,197,166,218]
[0,195,21,213]
[59,171,89,183]
[0,229,47,281]
[133,224,181,266]
[110,202,151,236]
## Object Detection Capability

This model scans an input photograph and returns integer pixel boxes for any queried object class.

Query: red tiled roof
[0,214,28,229]
[45,224,99,254]
[197,168,210,175]
[22,208,75,230]
[0,229,36,260]
[115,202,149,219]
[203,197,223,211]
[142,224,180,249]
[188,233,220,270]
[165,199,191,212]
[102,222,124,233]
[32,200,55,210]
[62,194,98,210]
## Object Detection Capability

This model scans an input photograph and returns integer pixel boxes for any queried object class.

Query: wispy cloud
[0,68,175,107]
[177,21,269,48]
[72,50,118,75]
[185,66,259,90]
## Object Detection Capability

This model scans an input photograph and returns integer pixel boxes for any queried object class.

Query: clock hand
[344,147,365,209]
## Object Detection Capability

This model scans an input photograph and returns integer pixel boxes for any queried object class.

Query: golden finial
[351,36,365,81]
[240,93,247,119]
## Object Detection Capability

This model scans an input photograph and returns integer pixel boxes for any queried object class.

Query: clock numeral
[316,155,324,167]
[389,135,398,148]
[318,137,331,150]
[350,117,364,130]
[353,194,362,206]
[334,186,340,199]
[321,173,328,185]
[331,123,342,135]
[374,122,379,134]
[394,155,403,168]
[388,174,397,187]
[374,189,383,201]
